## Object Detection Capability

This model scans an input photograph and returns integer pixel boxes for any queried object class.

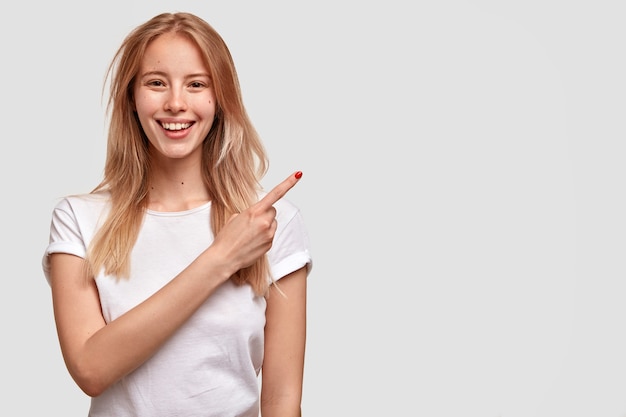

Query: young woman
[42,12,311,417]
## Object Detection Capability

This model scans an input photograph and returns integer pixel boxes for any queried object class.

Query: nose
[164,89,187,113]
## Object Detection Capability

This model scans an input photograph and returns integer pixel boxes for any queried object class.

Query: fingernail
[295,171,303,179]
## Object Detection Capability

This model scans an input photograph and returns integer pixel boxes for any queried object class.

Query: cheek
[134,95,159,125]
[133,99,156,133]
[134,93,149,112]
[203,95,217,118]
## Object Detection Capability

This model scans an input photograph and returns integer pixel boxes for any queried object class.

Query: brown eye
[147,80,165,87]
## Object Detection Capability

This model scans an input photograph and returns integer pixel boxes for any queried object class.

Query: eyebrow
[139,71,211,79]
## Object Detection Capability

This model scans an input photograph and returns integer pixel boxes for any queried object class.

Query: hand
[211,171,303,273]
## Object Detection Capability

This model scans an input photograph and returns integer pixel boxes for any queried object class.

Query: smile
[161,122,192,131]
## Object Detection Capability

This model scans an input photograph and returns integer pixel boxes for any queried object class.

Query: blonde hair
[88,12,270,295]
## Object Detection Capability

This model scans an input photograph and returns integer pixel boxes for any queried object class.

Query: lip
[159,120,194,140]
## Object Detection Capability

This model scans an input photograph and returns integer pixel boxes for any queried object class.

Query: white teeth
[162,122,191,131]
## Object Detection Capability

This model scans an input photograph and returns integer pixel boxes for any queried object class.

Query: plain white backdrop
[3,0,626,416]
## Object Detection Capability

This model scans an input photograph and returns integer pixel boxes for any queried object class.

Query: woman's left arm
[261,266,308,417]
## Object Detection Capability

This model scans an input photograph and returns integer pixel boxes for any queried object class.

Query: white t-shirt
[42,191,312,417]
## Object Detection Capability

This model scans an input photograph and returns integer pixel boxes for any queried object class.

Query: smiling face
[133,32,216,163]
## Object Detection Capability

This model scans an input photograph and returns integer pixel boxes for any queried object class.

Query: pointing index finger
[257,171,303,209]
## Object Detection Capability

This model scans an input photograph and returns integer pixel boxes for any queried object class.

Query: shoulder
[50,191,112,230]
[54,191,111,213]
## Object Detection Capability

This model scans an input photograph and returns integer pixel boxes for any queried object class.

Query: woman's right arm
[49,244,233,397]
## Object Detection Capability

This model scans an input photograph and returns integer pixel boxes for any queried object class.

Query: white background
[3,1,626,416]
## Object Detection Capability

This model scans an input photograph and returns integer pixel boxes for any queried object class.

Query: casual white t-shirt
[42,191,312,417]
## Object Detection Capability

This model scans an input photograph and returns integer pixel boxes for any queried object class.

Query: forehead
[141,32,207,72]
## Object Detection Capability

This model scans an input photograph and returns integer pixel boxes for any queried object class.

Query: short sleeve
[267,199,313,282]
[42,198,89,285]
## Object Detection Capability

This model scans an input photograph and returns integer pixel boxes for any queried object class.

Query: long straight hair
[87,12,270,295]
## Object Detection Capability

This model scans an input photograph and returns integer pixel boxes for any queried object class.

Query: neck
[147,161,210,212]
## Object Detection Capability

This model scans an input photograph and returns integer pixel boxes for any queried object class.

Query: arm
[50,172,303,397]
[261,266,308,417]
[50,243,234,397]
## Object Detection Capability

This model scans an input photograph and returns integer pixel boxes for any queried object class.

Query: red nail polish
[295,171,303,179]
